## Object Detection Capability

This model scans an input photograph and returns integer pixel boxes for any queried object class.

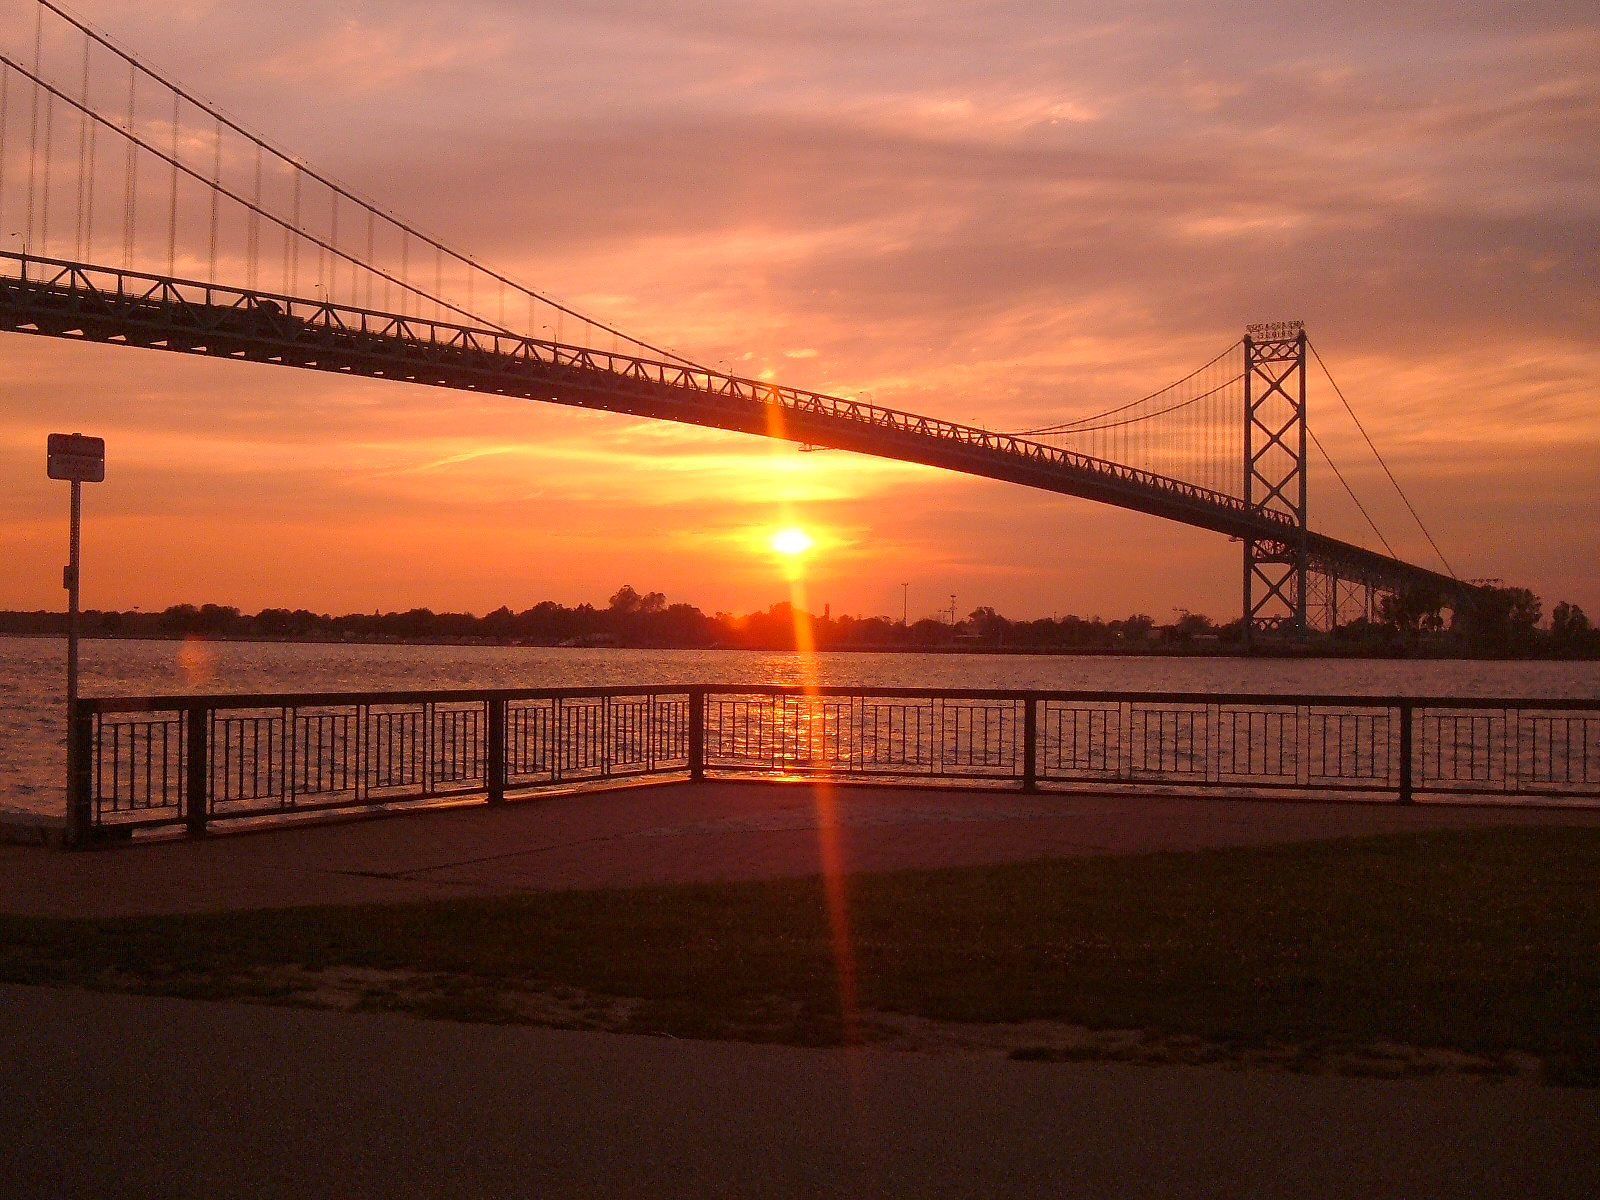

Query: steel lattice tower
[1242,322,1309,642]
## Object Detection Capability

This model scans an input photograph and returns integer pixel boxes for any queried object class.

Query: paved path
[6,783,1599,1198]
[3,984,1596,1200]
[5,780,1600,917]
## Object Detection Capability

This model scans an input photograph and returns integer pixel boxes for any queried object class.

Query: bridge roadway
[0,252,1469,600]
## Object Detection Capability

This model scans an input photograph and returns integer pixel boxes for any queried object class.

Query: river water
[2,635,1596,817]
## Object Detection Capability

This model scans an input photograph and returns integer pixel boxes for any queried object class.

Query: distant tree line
[0,583,1592,658]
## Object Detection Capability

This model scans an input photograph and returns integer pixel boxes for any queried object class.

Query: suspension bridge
[0,0,1482,637]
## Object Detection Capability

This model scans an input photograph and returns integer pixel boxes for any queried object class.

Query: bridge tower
[1242,322,1309,642]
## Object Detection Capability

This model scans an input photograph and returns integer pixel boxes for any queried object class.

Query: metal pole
[1021,696,1038,793]
[65,478,82,843]
[688,689,705,782]
[185,704,209,836]
[486,696,506,805]
[1397,701,1414,804]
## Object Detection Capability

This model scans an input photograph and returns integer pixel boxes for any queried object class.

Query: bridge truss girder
[0,253,1481,618]
[1306,567,1378,634]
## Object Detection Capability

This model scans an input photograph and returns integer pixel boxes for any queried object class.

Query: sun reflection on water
[175,635,215,688]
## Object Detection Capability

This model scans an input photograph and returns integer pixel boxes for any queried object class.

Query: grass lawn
[1,826,1596,1082]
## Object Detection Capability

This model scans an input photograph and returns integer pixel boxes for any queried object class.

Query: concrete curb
[0,812,67,848]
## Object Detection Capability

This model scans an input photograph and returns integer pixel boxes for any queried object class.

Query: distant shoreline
[2,630,1588,661]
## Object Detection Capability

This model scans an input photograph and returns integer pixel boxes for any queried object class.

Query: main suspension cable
[1308,338,1457,579]
[1022,341,1242,434]
[1024,372,1243,435]
[1308,427,1400,560]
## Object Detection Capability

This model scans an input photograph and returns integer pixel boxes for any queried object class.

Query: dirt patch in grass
[57,960,1550,1083]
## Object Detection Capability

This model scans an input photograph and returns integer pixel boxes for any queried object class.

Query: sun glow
[770,526,814,556]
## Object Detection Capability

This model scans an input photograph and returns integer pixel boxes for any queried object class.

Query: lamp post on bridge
[48,433,105,846]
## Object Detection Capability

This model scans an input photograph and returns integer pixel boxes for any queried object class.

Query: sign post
[48,434,105,845]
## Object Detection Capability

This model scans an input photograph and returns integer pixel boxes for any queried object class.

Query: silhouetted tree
[1381,586,1447,646]
[1455,586,1542,655]
[1165,610,1213,644]
[159,604,202,634]
[1552,601,1590,642]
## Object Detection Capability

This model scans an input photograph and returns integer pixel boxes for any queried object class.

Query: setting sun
[770,527,814,556]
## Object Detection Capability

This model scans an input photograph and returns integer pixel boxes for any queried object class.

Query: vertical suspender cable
[1203,380,1216,492]
[1172,398,1178,482]
[398,229,407,315]
[122,60,135,268]
[40,88,54,256]
[365,207,374,308]
[328,189,338,302]
[82,82,95,260]
[0,65,9,239]
[166,88,178,274]
[1210,364,1218,493]
[75,31,89,262]
[1224,372,1231,496]
[1203,360,1216,489]
[288,168,299,293]
[208,115,219,281]
[248,140,260,288]
[26,5,41,254]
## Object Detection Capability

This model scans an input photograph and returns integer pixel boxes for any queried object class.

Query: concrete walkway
[5,783,1599,1198]
[3,983,1596,1200]
[5,779,1600,917]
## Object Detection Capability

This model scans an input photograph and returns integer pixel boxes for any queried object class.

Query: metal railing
[70,686,1600,839]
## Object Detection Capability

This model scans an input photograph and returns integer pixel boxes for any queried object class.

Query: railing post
[689,689,705,782]
[1022,696,1038,793]
[67,699,94,847]
[1397,701,1414,804]
[486,696,506,805]
[184,704,210,836]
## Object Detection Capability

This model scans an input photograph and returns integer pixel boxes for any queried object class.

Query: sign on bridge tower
[1242,322,1309,642]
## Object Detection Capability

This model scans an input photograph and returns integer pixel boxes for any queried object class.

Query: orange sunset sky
[1,0,1596,624]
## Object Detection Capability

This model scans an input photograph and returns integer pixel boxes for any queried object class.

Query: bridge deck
[0,252,1470,599]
